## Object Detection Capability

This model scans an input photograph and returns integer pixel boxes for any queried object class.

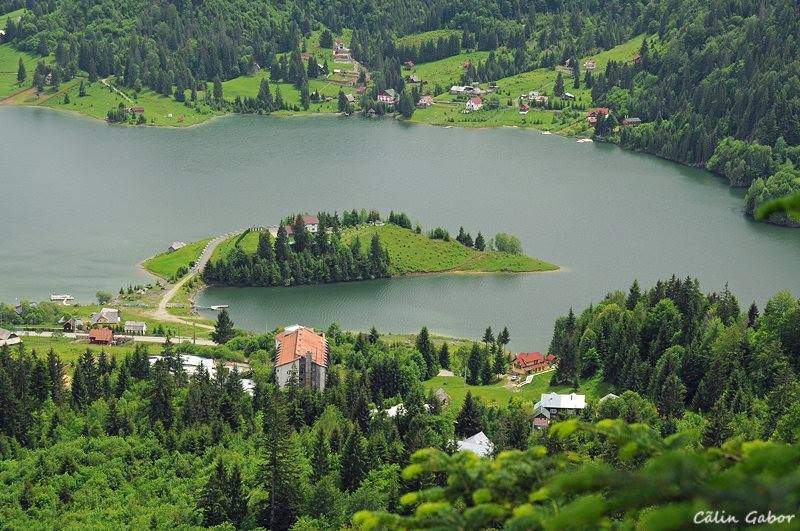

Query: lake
[3,106,800,349]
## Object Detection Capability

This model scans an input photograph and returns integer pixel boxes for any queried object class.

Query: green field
[410,35,648,133]
[0,43,41,99]
[0,7,28,21]
[341,224,557,274]
[143,238,212,280]
[424,373,612,410]
[222,69,353,114]
[396,29,461,49]
[41,77,222,126]
[17,335,141,365]
[413,51,491,88]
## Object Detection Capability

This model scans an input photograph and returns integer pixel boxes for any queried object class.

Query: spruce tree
[438,343,450,369]
[199,460,230,526]
[311,429,331,480]
[17,57,26,83]
[260,392,302,530]
[455,391,483,437]
[474,232,486,251]
[226,464,247,528]
[340,426,367,491]
[212,308,236,344]
[415,327,437,379]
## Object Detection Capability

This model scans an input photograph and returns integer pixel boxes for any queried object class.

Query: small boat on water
[50,293,75,304]
[576,138,594,143]
[209,304,229,310]
[541,131,552,135]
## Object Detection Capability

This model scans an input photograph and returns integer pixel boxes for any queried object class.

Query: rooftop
[275,325,327,367]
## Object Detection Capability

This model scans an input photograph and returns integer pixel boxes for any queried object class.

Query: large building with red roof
[512,351,556,375]
[274,325,328,391]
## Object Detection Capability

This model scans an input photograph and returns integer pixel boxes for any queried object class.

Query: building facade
[274,325,328,391]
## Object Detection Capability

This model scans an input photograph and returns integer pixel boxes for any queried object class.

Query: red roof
[515,352,555,369]
[588,107,610,117]
[468,97,482,105]
[90,328,113,342]
[275,326,327,367]
[302,215,319,226]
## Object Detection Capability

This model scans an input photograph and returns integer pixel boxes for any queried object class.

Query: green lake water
[2,106,799,349]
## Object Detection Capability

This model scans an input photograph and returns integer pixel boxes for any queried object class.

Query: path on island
[150,232,235,331]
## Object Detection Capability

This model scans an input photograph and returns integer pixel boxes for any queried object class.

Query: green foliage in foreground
[143,238,211,280]
[356,419,800,530]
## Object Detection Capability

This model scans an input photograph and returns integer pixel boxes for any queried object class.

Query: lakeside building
[621,117,642,126]
[466,97,483,112]
[147,354,255,395]
[418,95,433,108]
[169,241,186,252]
[377,88,398,104]
[274,325,328,391]
[587,107,610,124]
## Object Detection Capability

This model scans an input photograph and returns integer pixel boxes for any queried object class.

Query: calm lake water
[3,106,800,349]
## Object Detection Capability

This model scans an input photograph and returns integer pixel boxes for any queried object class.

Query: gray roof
[90,308,120,325]
[533,404,551,418]
[456,431,493,457]
[537,392,586,410]
[0,328,18,341]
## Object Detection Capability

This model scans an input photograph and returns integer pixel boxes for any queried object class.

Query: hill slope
[341,224,557,274]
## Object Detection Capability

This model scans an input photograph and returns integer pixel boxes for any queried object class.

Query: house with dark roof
[274,325,328,391]
[90,308,121,327]
[124,321,147,335]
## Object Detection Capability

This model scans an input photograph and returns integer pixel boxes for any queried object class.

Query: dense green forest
[202,213,391,287]
[1,278,799,528]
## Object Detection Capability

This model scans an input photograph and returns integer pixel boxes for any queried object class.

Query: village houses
[274,325,328,391]
[417,95,433,108]
[89,328,114,345]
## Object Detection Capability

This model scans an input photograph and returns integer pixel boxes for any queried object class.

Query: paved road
[18,330,216,346]
[151,232,235,330]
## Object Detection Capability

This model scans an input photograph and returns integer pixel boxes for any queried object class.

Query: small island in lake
[143,209,557,289]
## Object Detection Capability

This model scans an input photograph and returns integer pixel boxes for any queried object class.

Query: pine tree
[455,391,483,437]
[554,71,565,97]
[438,343,450,369]
[260,392,302,530]
[626,279,641,309]
[482,327,494,344]
[497,326,510,346]
[416,327,437,379]
[47,349,65,403]
[17,57,26,83]
[212,308,236,344]
[474,232,486,251]
[148,363,174,428]
[466,342,482,385]
[212,76,223,102]
[199,460,230,526]
[340,426,367,491]
[226,464,247,528]
[311,429,331,480]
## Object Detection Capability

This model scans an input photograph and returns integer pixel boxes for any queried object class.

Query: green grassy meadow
[412,51,490,88]
[341,224,557,274]
[0,43,41,99]
[396,29,461,49]
[143,238,212,280]
[424,373,612,410]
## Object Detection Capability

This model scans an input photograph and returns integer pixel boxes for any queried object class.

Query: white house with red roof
[466,96,483,112]
[274,325,328,391]
[377,88,397,104]
[587,107,610,124]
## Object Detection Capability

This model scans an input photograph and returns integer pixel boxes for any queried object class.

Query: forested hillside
[0,279,798,528]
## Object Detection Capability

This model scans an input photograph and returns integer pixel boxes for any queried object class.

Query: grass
[396,29,461,49]
[410,35,648,133]
[41,77,222,126]
[209,230,260,262]
[0,7,27,21]
[424,373,612,410]
[17,335,139,365]
[0,43,42,99]
[413,51,491,88]
[143,238,212,280]
[341,224,557,274]
[222,70,352,114]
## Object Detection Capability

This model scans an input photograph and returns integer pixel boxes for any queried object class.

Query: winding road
[150,233,234,331]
